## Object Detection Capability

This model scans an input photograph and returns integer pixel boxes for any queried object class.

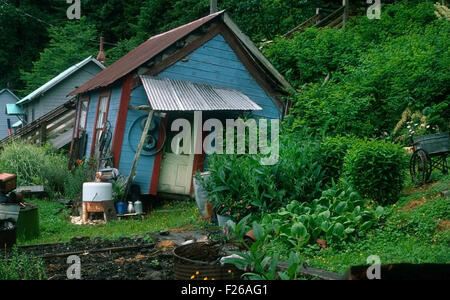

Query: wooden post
[39,121,47,145]
[210,0,218,14]
[121,110,155,203]
[343,0,349,28]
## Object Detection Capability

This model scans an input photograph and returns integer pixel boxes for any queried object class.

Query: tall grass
[0,142,89,199]
[0,247,47,280]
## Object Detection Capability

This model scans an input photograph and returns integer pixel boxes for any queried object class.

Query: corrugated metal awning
[140,76,262,112]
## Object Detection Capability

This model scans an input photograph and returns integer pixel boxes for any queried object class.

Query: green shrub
[64,158,97,200]
[343,140,408,205]
[0,247,47,280]
[0,142,70,196]
[203,132,325,222]
[318,136,358,185]
[0,142,92,200]
[226,181,384,257]
[275,1,449,138]
[204,153,283,220]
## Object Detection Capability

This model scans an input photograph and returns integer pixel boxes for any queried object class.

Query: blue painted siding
[158,34,281,119]
[118,86,161,194]
[107,85,121,138]
[84,91,99,158]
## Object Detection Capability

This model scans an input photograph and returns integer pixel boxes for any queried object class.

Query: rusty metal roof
[140,75,262,111]
[70,11,225,96]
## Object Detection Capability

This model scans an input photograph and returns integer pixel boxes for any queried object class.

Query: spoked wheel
[410,149,431,185]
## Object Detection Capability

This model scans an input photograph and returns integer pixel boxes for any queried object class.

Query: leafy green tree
[19,17,98,97]
[0,0,66,90]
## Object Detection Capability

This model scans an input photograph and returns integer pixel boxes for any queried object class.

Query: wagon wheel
[410,149,431,185]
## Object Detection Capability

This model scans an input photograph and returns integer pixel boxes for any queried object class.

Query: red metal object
[70,11,225,96]
[111,74,133,168]
[0,173,17,194]
[149,116,168,195]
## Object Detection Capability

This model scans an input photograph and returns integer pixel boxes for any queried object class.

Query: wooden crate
[0,173,17,194]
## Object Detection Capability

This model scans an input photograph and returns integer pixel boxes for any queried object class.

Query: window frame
[77,96,90,138]
[90,90,111,157]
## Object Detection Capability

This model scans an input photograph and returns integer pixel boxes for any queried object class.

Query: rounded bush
[318,136,358,185]
[343,140,408,205]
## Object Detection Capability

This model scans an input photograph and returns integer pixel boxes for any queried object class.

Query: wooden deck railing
[0,100,76,149]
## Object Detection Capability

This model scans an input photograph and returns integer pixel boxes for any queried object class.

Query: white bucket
[82,182,113,202]
[0,204,21,222]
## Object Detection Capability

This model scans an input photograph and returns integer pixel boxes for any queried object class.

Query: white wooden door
[157,153,194,195]
[157,116,197,195]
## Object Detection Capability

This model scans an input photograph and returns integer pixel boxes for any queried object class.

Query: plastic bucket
[115,202,127,215]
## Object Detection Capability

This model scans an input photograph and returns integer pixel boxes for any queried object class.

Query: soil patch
[8,230,213,280]
[402,198,427,211]
[438,220,450,232]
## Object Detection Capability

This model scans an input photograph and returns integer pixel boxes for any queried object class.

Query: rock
[133,235,144,243]
[93,237,103,243]
[110,275,120,280]
[196,235,209,243]
[145,271,163,280]
[159,230,170,236]
[119,236,131,243]
[181,240,194,246]
[71,236,90,243]
[156,240,176,250]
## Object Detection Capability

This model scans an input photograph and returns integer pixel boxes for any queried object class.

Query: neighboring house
[2,56,105,149]
[15,56,105,124]
[0,89,20,140]
[69,11,292,196]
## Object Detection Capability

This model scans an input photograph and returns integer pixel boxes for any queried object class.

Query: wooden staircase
[283,4,352,38]
[0,100,76,150]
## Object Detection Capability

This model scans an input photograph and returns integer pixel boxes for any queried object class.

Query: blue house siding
[106,84,122,141]
[118,86,161,194]
[84,91,99,158]
[158,34,281,119]
[78,34,283,194]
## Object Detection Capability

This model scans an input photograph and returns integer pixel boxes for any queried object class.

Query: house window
[91,91,111,158]
[78,97,89,135]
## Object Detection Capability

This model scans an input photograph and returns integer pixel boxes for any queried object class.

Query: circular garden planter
[173,242,242,280]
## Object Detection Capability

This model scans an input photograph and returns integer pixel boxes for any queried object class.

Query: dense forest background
[0,0,448,140]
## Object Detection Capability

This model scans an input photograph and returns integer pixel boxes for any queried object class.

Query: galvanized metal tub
[173,242,242,280]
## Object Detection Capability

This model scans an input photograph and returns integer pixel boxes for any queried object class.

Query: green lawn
[302,174,450,273]
[18,199,204,246]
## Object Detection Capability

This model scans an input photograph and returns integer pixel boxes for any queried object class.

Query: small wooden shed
[69,11,292,196]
